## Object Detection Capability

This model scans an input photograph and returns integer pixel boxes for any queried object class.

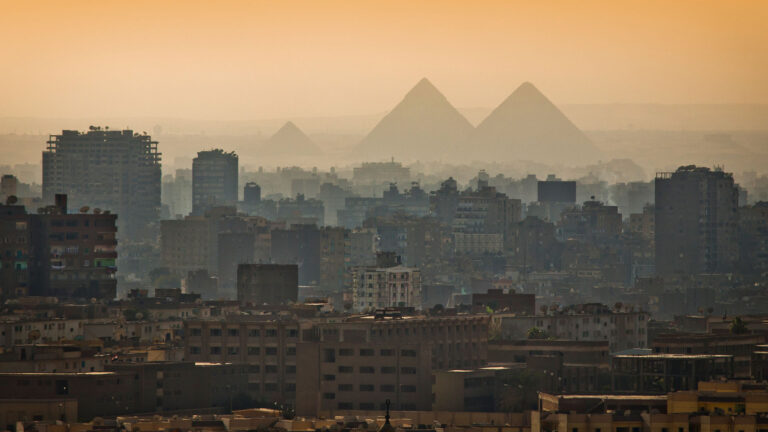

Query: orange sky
[1,0,766,120]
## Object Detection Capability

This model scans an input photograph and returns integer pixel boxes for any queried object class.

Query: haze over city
[3,1,768,430]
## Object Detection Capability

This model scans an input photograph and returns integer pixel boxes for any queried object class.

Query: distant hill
[472,82,602,165]
[261,121,323,156]
[356,78,474,161]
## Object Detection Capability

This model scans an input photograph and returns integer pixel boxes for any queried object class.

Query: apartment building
[351,266,422,312]
[184,311,489,415]
[42,127,161,241]
[496,304,649,352]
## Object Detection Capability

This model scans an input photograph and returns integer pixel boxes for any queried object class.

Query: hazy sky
[1,0,767,120]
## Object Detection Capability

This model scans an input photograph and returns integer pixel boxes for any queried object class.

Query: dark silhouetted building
[192,149,238,216]
[655,166,738,275]
[538,176,576,203]
[237,264,298,305]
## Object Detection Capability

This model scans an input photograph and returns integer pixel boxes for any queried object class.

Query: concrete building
[453,184,522,249]
[277,194,325,226]
[0,174,18,201]
[0,195,118,300]
[184,312,489,415]
[237,264,298,305]
[42,127,161,240]
[432,366,513,412]
[351,266,421,312]
[496,304,649,352]
[655,166,739,275]
[612,353,734,393]
[537,177,576,203]
[559,200,622,242]
[192,149,238,216]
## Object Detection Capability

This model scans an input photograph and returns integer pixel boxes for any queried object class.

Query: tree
[527,327,549,339]
[730,317,748,334]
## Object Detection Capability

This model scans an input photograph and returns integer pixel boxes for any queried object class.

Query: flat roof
[614,354,732,359]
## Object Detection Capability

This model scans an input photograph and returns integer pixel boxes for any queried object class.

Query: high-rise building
[655,166,739,275]
[192,149,238,216]
[42,127,161,240]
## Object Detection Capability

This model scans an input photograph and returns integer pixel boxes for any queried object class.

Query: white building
[351,266,421,312]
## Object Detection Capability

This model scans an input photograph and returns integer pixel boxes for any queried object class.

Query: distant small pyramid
[472,82,601,165]
[264,121,322,155]
[357,78,474,160]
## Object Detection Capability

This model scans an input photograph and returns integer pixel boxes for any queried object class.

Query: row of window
[190,346,296,356]
[323,385,416,399]
[189,328,297,337]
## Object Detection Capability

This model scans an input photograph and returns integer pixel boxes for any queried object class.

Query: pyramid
[357,78,474,160]
[472,82,602,165]
[263,121,323,156]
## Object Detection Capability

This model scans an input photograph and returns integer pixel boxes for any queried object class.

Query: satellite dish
[6,195,18,204]
[80,206,90,213]
[93,208,101,214]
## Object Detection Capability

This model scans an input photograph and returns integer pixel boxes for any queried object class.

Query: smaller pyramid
[264,121,323,156]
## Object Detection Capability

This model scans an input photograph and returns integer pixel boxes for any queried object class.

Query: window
[323,349,336,363]
[210,328,222,337]
[190,346,201,354]
[400,385,416,392]
[286,347,296,356]
[338,384,353,391]
[248,365,260,373]
[360,348,374,356]
[380,384,395,392]
[265,365,278,373]
[248,329,260,337]
[323,393,336,400]
[266,329,277,337]
[209,346,221,355]
[401,349,417,357]
[360,402,375,410]
[247,347,260,355]
[381,366,396,374]
[191,328,202,336]
[337,402,353,409]
[360,366,375,373]
[360,384,374,391]
[323,374,336,381]
[380,349,394,356]
[401,367,417,374]
[339,348,354,356]
[227,328,239,337]
[227,347,238,355]
[265,383,278,391]
[285,383,296,391]
[288,329,298,337]
[286,365,296,374]
[338,366,353,373]
[265,347,277,355]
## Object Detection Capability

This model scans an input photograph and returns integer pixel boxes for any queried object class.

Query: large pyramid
[472,82,602,165]
[356,78,474,160]
[263,121,323,156]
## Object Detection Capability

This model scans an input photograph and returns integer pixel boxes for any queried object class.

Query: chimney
[55,194,68,214]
